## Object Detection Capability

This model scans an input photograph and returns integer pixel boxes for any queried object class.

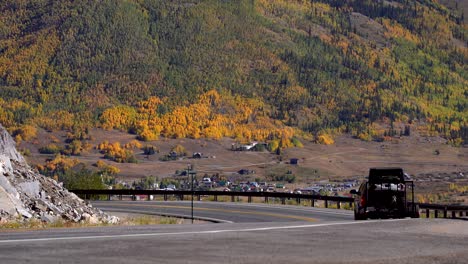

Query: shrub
[97,141,138,163]
[142,145,159,155]
[124,140,142,149]
[95,160,107,168]
[317,134,335,145]
[12,125,37,142]
[137,129,159,141]
[268,140,280,152]
[291,137,303,148]
[39,144,62,154]
[59,168,106,190]
[171,144,187,156]
[271,174,296,183]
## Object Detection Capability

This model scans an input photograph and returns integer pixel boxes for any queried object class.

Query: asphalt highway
[0,218,467,263]
[92,200,354,223]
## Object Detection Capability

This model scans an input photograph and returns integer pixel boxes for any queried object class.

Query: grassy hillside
[0,0,466,146]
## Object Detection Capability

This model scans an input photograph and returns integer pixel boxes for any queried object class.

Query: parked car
[275,183,285,189]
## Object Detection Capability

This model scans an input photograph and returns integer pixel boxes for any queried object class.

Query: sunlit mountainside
[0,0,466,146]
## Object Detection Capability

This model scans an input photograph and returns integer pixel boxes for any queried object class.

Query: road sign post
[188,165,196,224]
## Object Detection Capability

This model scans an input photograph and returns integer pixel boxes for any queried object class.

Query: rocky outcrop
[0,125,25,164]
[0,124,118,224]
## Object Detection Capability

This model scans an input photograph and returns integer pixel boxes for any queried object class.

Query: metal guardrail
[416,203,468,219]
[70,189,354,209]
[70,189,468,219]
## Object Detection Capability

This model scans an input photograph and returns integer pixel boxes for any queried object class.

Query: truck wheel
[354,210,366,220]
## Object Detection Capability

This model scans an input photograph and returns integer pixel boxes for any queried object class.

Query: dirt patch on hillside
[349,12,387,47]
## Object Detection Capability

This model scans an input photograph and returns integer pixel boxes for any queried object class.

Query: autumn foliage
[96,141,138,163]
[0,0,465,146]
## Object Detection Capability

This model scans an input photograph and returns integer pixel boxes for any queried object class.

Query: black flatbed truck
[351,168,419,220]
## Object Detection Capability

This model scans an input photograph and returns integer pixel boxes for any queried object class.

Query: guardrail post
[281,198,286,205]
[119,194,122,201]
[231,195,235,202]
[460,211,464,217]
[443,207,448,218]
[296,198,300,205]
[337,201,341,209]
[325,199,328,208]
[426,208,430,218]
[311,199,315,207]
[248,196,252,203]
[198,195,201,201]
[164,194,168,201]
[214,195,218,202]
[265,197,268,203]
[107,194,111,201]
[434,210,438,218]
[452,211,456,218]
[181,195,184,201]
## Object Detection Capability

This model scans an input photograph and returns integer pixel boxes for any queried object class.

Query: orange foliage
[98,89,299,149]
[100,105,137,131]
[12,124,37,142]
[317,133,334,145]
[39,155,80,175]
[0,29,60,87]
[382,19,419,43]
[34,111,75,131]
[96,141,136,163]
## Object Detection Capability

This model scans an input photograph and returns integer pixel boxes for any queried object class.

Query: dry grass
[0,218,101,230]
[0,215,182,231]
[121,215,182,225]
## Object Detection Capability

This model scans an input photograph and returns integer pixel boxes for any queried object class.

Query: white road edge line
[0,219,410,244]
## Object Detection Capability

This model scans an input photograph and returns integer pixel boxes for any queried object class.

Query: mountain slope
[0,0,466,144]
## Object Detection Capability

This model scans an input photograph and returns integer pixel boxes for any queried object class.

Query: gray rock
[81,213,91,221]
[40,213,58,223]
[33,200,48,212]
[0,124,25,164]
[107,216,120,224]
[0,155,13,175]
[17,208,32,218]
[88,215,100,225]
[17,181,40,198]
[0,123,115,224]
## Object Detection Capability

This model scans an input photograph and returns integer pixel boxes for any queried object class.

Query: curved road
[92,201,353,223]
[0,218,467,263]
[0,201,467,263]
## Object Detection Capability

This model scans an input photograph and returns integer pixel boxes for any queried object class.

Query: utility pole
[188,164,195,224]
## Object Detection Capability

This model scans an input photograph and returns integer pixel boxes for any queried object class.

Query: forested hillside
[0,0,466,146]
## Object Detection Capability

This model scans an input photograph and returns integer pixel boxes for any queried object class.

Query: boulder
[17,181,41,198]
[40,213,59,223]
